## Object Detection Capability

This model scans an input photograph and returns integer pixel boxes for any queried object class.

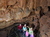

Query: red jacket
[17,25,23,29]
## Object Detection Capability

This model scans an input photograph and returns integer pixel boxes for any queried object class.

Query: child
[26,30,29,37]
[29,27,34,37]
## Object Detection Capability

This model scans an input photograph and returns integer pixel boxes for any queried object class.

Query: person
[29,27,34,37]
[26,29,29,37]
[17,24,23,32]
[23,24,27,37]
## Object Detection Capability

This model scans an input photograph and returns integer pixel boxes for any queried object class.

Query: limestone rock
[0,7,30,29]
[39,13,50,37]
[0,0,7,8]
[8,0,17,5]
[0,1,50,37]
[47,0,50,6]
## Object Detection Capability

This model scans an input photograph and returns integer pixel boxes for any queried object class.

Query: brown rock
[0,31,7,37]
[8,0,17,5]
[39,13,50,37]
[0,0,7,8]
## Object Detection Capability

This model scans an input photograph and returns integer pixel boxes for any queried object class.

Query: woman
[23,24,27,37]
[29,27,34,37]
[26,29,29,37]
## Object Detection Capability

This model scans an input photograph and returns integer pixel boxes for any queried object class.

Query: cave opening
[7,22,30,37]
[7,23,40,37]
[0,22,40,37]
[48,6,50,11]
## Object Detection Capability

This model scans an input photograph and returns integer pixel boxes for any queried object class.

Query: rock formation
[39,12,50,37]
[0,0,50,37]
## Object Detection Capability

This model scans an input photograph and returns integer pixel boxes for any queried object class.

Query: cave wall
[0,0,50,37]
[0,0,50,29]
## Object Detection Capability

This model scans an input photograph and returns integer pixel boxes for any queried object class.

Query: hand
[27,26,28,27]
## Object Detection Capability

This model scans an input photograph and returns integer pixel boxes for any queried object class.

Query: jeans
[18,29,22,32]
[23,31,26,37]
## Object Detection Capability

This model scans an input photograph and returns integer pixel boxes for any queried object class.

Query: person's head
[19,24,21,26]
[24,24,26,27]
[30,28,33,30]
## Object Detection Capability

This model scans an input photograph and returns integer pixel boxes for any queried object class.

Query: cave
[0,0,50,37]
[6,23,40,37]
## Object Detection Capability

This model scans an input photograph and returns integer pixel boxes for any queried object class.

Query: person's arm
[26,26,29,28]
[23,27,24,31]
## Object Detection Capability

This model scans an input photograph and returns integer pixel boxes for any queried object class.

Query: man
[17,24,23,32]
[23,24,27,37]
